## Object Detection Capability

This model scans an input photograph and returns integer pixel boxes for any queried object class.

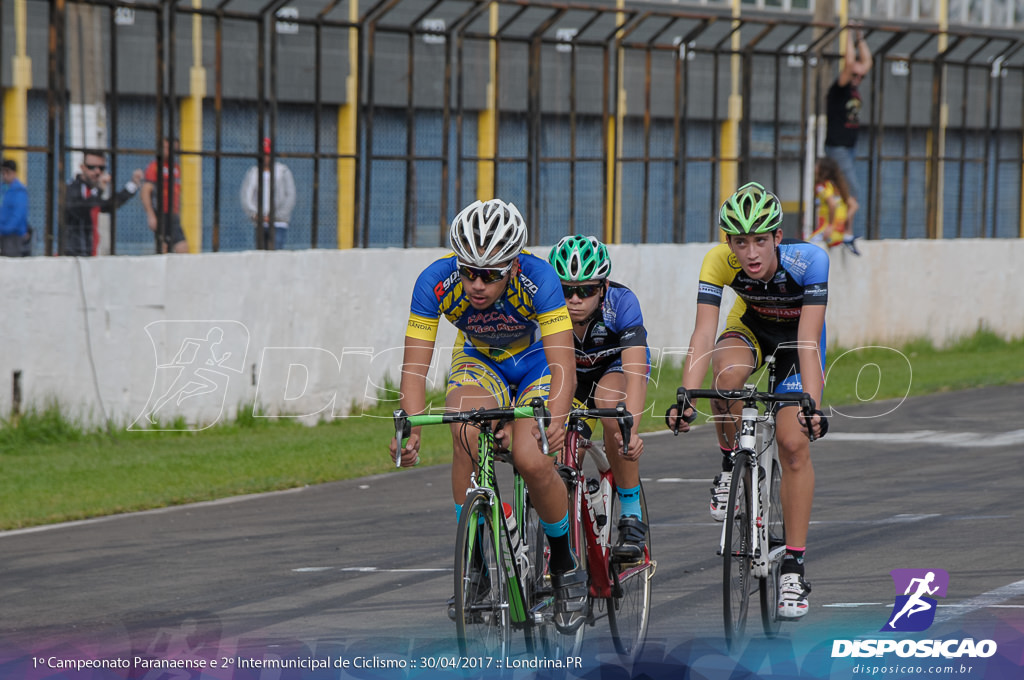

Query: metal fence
[1,0,1022,256]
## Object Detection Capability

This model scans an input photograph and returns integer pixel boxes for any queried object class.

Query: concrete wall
[1,239,1020,428]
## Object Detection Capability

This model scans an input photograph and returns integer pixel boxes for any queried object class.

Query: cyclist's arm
[391,335,434,466]
[796,303,826,437]
[619,344,649,457]
[671,302,720,431]
[541,328,576,454]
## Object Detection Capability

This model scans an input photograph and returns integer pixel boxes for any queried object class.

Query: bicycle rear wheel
[723,455,753,649]
[608,483,652,659]
[760,456,786,637]
[455,490,510,657]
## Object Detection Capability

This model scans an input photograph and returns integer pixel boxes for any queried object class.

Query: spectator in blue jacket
[0,158,29,257]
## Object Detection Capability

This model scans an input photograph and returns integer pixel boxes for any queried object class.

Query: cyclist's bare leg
[710,339,757,448]
[446,384,499,507]
[509,415,567,523]
[774,405,814,550]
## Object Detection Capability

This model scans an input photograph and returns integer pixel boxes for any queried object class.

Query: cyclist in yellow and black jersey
[666,182,829,620]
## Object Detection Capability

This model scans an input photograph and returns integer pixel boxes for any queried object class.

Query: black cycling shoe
[447,568,492,621]
[551,568,589,634]
[611,516,648,562]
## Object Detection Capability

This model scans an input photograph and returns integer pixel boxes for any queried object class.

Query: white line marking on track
[292,567,451,574]
[819,429,1024,447]
[932,578,1024,624]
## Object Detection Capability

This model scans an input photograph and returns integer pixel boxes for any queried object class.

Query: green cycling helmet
[719,182,783,235]
[548,235,611,282]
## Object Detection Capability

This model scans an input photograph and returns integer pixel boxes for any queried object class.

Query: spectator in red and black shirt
[63,149,143,256]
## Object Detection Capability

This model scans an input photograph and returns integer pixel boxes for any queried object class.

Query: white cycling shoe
[710,471,732,522]
[777,572,812,620]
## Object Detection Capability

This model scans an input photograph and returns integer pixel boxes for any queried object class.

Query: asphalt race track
[3,384,1023,679]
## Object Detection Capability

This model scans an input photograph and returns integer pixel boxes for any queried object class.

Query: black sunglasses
[458,261,514,283]
[84,163,107,171]
[562,283,603,299]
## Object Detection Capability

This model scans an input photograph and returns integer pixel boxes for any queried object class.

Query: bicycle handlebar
[568,402,633,454]
[392,397,552,466]
[669,387,820,442]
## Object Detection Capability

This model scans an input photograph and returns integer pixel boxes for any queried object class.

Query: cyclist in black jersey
[549,235,651,560]
[666,183,829,620]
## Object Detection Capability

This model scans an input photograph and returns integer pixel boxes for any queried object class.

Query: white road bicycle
[671,357,819,649]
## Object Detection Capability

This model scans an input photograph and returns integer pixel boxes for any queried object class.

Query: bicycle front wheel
[760,456,786,637]
[455,490,510,657]
[533,473,587,657]
[723,455,753,649]
[608,483,652,659]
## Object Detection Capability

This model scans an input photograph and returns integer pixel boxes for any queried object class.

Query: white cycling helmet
[449,199,527,267]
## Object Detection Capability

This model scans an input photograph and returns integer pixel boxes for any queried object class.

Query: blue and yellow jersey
[406,251,571,362]
[696,240,829,333]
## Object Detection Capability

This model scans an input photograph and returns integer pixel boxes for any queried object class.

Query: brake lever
[799,393,818,443]
[393,409,411,467]
[530,397,551,456]
[615,402,633,454]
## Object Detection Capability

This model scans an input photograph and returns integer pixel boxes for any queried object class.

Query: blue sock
[539,512,569,538]
[455,502,462,524]
[617,484,642,520]
[540,512,575,573]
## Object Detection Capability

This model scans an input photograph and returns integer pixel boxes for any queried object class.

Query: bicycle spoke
[609,484,652,659]
[760,457,786,637]
[723,456,752,650]
[455,492,510,657]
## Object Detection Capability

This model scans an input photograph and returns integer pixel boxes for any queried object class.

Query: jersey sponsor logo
[575,346,622,367]
[749,304,801,319]
[518,272,539,296]
[698,282,723,298]
[539,311,569,328]
[433,270,460,301]
[407,318,435,333]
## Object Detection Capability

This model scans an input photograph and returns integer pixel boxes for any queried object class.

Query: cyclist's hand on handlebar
[797,409,829,440]
[535,420,565,454]
[617,431,645,461]
[390,430,422,467]
[664,404,696,434]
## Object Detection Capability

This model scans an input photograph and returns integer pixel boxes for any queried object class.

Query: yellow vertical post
[337,0,359,249]
[2,0,32,179]
[604,0,625,244]
[179,0,206,252]
[476,4,498,201]
[719,0,742,217]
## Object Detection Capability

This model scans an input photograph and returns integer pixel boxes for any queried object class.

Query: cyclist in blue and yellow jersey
[666,182,830,620]
[389,198,586,634]
[548,235,651,561]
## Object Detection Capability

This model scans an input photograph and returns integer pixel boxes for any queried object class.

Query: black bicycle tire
[760,456,786,637]
[535,462,587,657]
[608,483,652,659]
[723,455,753,650]
[455,490,510,657]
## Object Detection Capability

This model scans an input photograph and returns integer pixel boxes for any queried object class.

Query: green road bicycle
[392,397,563,658]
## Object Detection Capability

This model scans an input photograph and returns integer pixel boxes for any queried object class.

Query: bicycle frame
[724,399,783,581]
[393,399,550,630]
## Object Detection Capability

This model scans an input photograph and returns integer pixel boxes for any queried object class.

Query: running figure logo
[132,321,250,431]
[883,568,949,632]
